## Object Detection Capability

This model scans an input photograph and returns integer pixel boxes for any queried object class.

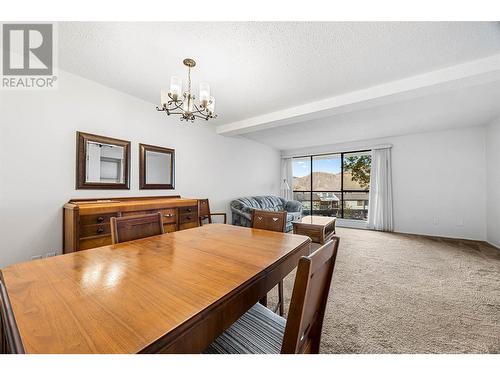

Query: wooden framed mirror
[139,144,175,189]
[76,132,131,189]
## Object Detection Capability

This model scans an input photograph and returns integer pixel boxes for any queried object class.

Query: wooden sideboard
[63,196,199,253]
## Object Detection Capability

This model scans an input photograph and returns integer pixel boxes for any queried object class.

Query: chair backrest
[0,276,24,354]
[110,212,164,244]
[281,237,340,354]
[251,209,287,233]
[198,199,211,224]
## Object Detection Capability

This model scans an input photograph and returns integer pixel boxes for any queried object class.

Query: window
[292,150,371,220]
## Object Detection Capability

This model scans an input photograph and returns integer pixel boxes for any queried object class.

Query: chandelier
[156,58,217,122]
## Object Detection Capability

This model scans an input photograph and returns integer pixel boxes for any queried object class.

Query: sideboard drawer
[160,209,177,224]
[179,205,198,225]
[80,223,111,238]
[80,213,119,225]
[179,221,198,230]
[80,235,112,250]
[179,206,197,215]
[179,213,197,224]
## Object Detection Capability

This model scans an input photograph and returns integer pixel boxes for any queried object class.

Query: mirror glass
[139,143,175,189]
[145,150,172,185]
[85,141,126,184]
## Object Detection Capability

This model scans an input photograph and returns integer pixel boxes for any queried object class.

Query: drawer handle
[96,227,104,234]
[97,216,104,223]
[186,216,191,220]
[186,208,192,212]
[163,214,174,218]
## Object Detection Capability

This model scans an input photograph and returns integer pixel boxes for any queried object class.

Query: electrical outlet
[31,255,42,261]
[45,252,56,258]
[433,217,439,225]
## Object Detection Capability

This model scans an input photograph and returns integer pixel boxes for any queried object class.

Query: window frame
[292,149,371,220]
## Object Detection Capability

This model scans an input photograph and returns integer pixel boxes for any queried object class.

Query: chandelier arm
[164,101,184,111]
[191,109,205,116]
[172,102,184,111]
[157,98,184,110]
[193,114,210,120]
[192,103,208,115]
[156,106,184,116]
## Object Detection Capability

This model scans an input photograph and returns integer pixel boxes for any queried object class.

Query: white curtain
[280,157,293,201]
[367,148,394,231]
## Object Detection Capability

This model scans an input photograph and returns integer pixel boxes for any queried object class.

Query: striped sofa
[230,195,303,232]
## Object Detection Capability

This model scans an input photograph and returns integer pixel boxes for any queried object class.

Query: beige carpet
[267,227,500,353]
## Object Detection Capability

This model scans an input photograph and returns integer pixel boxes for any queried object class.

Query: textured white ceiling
[242,80,500,150]
[58,22,500,149]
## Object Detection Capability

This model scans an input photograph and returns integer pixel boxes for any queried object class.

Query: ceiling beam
[216,54,500,136]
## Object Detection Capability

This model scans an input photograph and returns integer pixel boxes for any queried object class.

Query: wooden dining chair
[204,237,340,354]
[110,212,164,244]
[251,209,287,233]
[0,277,23,354]
[251,209,287,316]
[198,199,227,226]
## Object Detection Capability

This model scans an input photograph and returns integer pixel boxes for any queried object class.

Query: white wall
[0,71,280,267]
[486,117,500,248]
[282,126,488,241]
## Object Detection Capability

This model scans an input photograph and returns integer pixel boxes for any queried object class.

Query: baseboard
[393,229,486,243]
[336,219,368,229]
[337,226,499,250]
[486,240,500,250]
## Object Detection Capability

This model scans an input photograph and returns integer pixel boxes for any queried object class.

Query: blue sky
[293,157,341,177]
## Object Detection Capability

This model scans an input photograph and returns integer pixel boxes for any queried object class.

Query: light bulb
[169,76,182,101]
[199,82,210,107]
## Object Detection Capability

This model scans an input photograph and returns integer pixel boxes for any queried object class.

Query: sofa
[230,196,303,232]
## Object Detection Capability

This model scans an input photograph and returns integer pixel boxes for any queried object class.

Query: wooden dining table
[0,223,311,354]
